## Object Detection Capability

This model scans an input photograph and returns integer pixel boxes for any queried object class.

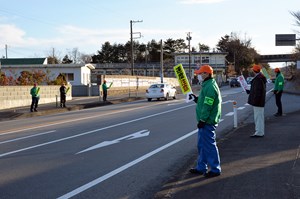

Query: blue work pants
[196,124,221,174]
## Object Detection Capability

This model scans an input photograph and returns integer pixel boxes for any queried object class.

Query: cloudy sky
[0,0,299,60]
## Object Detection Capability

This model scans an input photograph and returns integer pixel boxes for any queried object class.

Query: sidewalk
[154,110,300,199]
[0,94,144,121]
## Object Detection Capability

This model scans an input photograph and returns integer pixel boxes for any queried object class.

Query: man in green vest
[273,67,284,117]
[30,83,40,112]
[102,80,109,102]
[188,65,222,178]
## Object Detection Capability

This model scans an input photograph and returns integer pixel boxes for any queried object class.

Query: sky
[0,0,299,67]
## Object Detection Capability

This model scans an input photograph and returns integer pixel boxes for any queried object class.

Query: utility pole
[5,44,8,58]
[186,32,192,82]
[130,20,143,76]
[160,39,163,83]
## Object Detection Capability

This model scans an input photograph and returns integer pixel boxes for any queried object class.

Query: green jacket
[274,72,284,92]
[196,78,222,125]
[102,83,108,91]
[30,87,40,97]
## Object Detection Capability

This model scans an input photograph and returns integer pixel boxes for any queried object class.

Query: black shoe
[34,109,38,112]
[274,113,282,117]
[189,168,205,175]
[204,171,221,178]
[30,109,33,112]
[250,134,264,138]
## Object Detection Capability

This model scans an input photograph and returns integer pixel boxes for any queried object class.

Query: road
[0,84,278,199]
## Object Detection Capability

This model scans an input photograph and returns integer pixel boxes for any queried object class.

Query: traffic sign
[275,34,296,46]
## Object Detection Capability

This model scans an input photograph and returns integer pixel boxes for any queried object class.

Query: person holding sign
[59,82,68,108]
[102,80,112,102]
[30,83,40,112]
[273,68,284,117]
[188,65,222,178]
[246,64,267,137]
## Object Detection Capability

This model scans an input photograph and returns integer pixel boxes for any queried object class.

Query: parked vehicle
[146,83,177,101]
[246,77,253,89]
[230,78,241,87]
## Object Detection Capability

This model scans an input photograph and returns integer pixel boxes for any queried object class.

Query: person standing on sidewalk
[59,82,67,108]
[102,80,109,102]
[30,83,40,112]
[273,67,284,117]
[188,65,222,178]
[246,64,267,137]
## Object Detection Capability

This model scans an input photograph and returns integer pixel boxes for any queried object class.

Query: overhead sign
[275,34,296,46]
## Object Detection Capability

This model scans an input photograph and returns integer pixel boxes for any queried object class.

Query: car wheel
[165,93,169,101]
[147,98,152,101]
[173,92,176,99]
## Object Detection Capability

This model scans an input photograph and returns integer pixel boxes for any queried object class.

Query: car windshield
[150,84,164,88]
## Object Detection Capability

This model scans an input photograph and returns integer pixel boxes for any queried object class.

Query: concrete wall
[0,85,72,110]
[0,75,179,110]
[72,75,179,97]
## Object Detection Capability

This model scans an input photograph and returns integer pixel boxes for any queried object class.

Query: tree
[290,11,300,33]
[216,32,259,75]
[62,55,73,64]
[198,43,210,52]
[67,48,81,64]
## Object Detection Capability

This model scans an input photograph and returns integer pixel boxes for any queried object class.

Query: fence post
[233,101,237,128]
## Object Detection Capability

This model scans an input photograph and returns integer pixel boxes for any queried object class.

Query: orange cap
[195,65,213,75]
[252,64,261,73]
[274,68,280,73]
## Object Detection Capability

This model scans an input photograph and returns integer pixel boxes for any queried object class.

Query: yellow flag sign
[174,64,192,94]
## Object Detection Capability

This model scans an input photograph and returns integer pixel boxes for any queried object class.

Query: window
[202,57,209,63]
[64,73,74,81]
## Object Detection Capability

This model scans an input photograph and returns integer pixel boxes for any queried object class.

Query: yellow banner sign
[173,64,192,94]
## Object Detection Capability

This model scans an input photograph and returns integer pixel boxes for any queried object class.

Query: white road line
[0,104,194,158]
[222,100,234,104]
[225,112,234,116]
[0,130,56,145]
[0,101,185,135]
[56,129,198,199]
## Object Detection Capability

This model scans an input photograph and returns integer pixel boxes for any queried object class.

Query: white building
[174,52,228,85]
[174,51,228,70]
[0,58,95,86]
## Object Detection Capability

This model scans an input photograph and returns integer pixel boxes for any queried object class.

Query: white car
[146,83,177,101]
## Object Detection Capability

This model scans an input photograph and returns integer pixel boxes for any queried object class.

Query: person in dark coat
[60,82,67,107]
[246,64,267,137]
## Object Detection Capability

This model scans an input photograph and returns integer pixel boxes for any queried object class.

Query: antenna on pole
[130,20,143,76]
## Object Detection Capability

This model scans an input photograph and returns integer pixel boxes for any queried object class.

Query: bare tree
[290,11,300,33]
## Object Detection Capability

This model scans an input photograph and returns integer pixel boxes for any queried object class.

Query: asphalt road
[0,83,280,199]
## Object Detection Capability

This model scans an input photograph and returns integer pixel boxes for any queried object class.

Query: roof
[0,58,47,65]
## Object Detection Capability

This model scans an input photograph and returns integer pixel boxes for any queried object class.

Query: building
[174,51,228,85]
[0,58,95,86]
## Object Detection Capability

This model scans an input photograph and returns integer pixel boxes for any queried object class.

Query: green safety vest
[274,72,284,92]
[196,78,222,125]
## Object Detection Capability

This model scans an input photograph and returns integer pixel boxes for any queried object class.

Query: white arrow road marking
[57,129,198,199]
[76,130,150,154]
